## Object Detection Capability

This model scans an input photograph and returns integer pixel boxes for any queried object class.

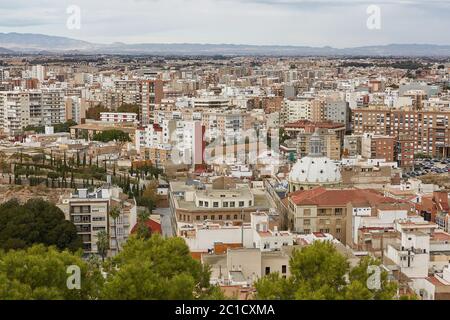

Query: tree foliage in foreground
[0,199,82,251]
[0,235,224,300]
[0,245,103,300]
[93,129,131,143]
[255,241,397,300]
[101,235,224,300]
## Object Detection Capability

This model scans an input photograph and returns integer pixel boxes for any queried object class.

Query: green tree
[0,199,82,251]
[93,130,131,143]
[109,205,121,253]
[117,103,140,120]
[96,230,109,262]
[347,256,397,300]
[255,273,295,300]
[86,104,108,120]
[289,241,349,300]
[255,241,397,300]
[135,211,151,240]
[0,245,104,300]
[100,235,223,300]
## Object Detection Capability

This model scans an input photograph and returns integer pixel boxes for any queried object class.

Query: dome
[288,129,341,189]
[288,155,342,185]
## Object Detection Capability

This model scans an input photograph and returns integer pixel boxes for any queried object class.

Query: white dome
[289,155,342,185]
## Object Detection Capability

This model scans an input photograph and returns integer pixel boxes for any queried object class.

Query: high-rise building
[140,79,163,126]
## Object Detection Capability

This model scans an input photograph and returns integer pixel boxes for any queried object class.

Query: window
[218,215,223,220]
[210,215,215,220]
[213,202,219,208]
[282,265,287,274]
[335,208,343,215]
[304,229,310,234]
[336,228,341,233]
[234,215,238,220]
[203,215,208,220]
[230,202,235,208]
[196,216,201,221]
[304,209,311,216]
[204,201,209,208]
[304,219,311,226]
[223,202,229,207]
[265,267,270,275]
[249,200,252,206]
[226,215,230,220]
[239,201,244,207]
[199,201,203,207]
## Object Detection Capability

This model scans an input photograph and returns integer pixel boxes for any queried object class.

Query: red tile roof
[131,219,162,235]
[284,120,345,130]
[289,187,404,208]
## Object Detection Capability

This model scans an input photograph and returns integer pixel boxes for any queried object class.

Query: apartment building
[41,90,66,126]
[282,99,312,123]
[0,91,31,136]
[324,100,351,131]
[57,185,137,257]
[100,112,138,124]
[140,79,164,125]
[287,187,411,245]
[361,133,396,162]
[352,105,450,158]
[65,96,87,124]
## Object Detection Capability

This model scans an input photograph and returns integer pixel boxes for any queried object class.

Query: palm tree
[96,230,109,262]
[136,210,152,240]
[109,204,122,253]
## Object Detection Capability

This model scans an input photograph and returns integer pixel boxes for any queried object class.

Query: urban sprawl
[0,55,449,300]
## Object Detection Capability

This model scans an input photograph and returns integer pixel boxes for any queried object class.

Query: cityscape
[0,0,449,306]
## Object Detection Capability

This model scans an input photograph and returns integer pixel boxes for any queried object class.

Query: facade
[0,90,66,135]
[324,100,351,131]
[140,79,164,126]
[57,185,137,256]
[361,133,396,162]
[287,187,410,245]
[169,178,272,227]
[100,112,138,124]
[352,105,450,158]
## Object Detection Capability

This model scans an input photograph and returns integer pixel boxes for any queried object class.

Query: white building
[181,212,294,253]
[100,112,138,124]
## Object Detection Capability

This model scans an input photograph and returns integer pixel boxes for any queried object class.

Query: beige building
[169,177,272,227]
[57,185,137,256]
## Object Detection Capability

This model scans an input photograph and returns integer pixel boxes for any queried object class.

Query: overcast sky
[0,0,449,47]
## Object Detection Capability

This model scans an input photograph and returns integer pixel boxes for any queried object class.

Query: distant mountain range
[1,32,450,57]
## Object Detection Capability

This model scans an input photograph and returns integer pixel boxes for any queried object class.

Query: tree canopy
[255,241,397,300]
[0,245,103,300]
[86,104,108,120]
[118,103,140,120]
[101,234,223,300]
[0,199,82,251]
[93,130,131,143]
[23,120,77,134]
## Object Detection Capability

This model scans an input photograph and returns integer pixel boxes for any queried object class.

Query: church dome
[288,130,342,189]
[288,156,341,184]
